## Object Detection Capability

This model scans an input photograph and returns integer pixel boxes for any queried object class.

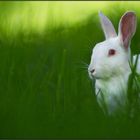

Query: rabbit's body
[96,73,129,114]
[96,55,140,114]
[88,11,139,114]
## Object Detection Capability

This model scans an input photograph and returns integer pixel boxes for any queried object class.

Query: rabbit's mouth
[89,72,101,80]
[94,76,101,79]
[89,71,114,80]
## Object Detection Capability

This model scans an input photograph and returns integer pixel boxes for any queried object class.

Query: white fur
[88,11,139,115]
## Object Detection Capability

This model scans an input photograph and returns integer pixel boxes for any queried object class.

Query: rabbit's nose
[90,69,95,73]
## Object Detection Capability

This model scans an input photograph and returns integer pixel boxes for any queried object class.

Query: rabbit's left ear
[99,11,117,39]
[118,11,137,50]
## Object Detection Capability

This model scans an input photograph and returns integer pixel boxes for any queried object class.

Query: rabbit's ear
[99,11,117,39]
[118,11,137,50]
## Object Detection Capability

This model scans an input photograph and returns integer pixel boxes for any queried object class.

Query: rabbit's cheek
[96,65,111,78]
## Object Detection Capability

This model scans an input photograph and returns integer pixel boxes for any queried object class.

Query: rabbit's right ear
[118,12,137,50]
[99,11,117,40]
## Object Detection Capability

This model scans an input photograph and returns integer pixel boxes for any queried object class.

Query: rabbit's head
[88,11,137,80]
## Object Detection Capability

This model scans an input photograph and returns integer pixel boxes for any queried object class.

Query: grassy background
[0,1,140,138]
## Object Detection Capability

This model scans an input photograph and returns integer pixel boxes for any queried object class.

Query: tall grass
[0,1,140,138]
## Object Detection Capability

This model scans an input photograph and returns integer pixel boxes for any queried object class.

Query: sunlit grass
[0,1,140,36]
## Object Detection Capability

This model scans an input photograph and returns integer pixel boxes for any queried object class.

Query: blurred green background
[0,1,140,138]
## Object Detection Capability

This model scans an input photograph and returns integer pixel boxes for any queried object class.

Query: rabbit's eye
[108,49,116,56]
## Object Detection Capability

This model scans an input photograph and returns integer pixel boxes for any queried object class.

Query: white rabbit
[88,11,140,115]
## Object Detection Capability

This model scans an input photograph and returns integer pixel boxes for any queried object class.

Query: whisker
[75,61,89,72]
[80,61,89,67]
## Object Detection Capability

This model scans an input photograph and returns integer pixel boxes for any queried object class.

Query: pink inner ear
[120,13,136,49]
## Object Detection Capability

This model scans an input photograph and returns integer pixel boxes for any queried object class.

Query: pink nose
[90,69,95,73]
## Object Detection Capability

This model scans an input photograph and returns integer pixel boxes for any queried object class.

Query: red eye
[108,49,116,56]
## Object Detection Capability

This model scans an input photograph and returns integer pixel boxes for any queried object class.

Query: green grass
[0,2,140,138]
